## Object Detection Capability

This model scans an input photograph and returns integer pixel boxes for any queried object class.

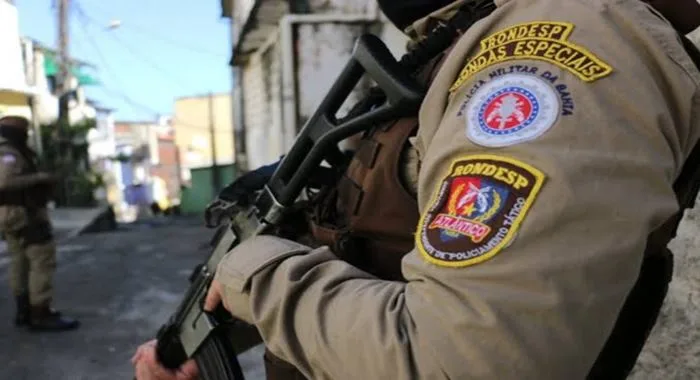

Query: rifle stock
[145,33,425,380]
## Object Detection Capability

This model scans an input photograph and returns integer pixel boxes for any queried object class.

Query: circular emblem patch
[465,74,560,147]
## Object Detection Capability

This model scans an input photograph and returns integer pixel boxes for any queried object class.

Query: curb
[57,206,119,242]
[72,206,118,238]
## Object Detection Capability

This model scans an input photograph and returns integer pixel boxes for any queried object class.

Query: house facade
[221,0,408,171]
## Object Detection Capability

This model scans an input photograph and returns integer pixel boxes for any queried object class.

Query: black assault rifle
[146,34,426,380]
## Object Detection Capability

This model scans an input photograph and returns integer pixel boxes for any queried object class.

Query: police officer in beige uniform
[0,115,80,331]
[132,0,700,378]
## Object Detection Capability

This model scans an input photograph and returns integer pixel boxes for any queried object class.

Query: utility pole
[57,0,71,205]
[57,0,70,133]
[25,42,44,161]
[209,92,221,197]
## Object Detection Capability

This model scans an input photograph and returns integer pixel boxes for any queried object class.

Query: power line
[72,2,160,121]
[73,1,195,92]
[73,5,119,87]
[84,1,227,58]
[96,86,216,133]
[71,1,225,134]
[73,31,223,133]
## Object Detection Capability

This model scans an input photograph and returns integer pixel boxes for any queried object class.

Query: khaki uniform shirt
[0,137,43,232]
[216,0,700,378]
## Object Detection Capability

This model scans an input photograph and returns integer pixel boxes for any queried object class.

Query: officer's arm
[0,172,55,191]
[0,152,56,192]
[214,1,699,378]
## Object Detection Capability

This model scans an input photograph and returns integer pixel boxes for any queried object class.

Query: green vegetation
[39,118,102,207]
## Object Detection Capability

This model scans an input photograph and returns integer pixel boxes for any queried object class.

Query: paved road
[0,217,266,380]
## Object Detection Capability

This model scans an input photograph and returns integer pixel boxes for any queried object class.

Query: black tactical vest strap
[588,35,700,379]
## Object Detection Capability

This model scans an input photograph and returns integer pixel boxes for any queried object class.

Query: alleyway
[0,217,265,380]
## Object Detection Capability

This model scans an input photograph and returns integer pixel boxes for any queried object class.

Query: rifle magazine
[195,333,246,380]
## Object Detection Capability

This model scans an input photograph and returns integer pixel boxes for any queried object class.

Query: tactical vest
[0,140,46,208]
[0,141,51,216]
[309,85,434,281]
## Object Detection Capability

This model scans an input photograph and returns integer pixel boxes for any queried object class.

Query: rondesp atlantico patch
[417,155,545,267]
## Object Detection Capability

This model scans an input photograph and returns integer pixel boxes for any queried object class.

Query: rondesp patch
[449,21,613,93]
[417,155,545,267]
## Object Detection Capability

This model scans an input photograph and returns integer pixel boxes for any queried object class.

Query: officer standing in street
[0,115,80,331]
[132,0,700,378]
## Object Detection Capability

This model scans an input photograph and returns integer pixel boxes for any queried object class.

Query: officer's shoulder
[0,146,20,167]
[452,0,697,87]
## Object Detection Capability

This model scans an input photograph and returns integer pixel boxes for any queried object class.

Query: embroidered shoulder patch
[417,155,545,267]
[1,154,16,164]
[450,21,613,93]
[464,73,560,147]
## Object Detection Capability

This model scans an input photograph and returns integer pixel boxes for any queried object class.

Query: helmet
[0,115,30,130]
[0,115,30,145]
[377,0,455,31]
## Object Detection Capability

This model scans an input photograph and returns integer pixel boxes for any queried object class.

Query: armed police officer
[133,0,700,378]
[0,115,80,331]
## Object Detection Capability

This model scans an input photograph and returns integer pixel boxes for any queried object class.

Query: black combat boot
[29,304,80,332]
[14,294,30,326]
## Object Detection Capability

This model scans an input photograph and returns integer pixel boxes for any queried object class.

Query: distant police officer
[0,115,79,331]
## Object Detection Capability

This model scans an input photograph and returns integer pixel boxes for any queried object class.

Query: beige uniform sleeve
[216,0,700,378]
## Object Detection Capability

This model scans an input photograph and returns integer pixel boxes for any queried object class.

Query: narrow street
[0,217,265,380]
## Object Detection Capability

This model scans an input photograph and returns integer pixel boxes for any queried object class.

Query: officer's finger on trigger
[203,281,223,312]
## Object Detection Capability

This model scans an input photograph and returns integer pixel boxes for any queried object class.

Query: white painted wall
[233,0,421,171]
[242,52,272,169]
[0,1,32,95]
[30,47,97,125]
[87,111,117,160]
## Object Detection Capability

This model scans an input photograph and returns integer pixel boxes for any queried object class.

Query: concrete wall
[295,22,375,128]
[150,137,181,205]
[172,93,235,170]
[690,27,700,46]
[306,0,374,14]
[115,121,155,149]
[241,37,285,169]
[233,0,409,171]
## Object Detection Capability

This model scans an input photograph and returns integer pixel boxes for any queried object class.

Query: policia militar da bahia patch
[450,21,613,92]
[417,155,545,267]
